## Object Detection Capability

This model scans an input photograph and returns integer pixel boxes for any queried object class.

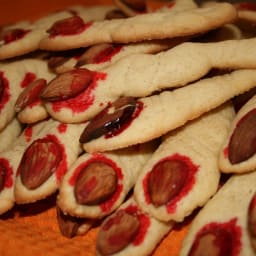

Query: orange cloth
[0,1,190,255]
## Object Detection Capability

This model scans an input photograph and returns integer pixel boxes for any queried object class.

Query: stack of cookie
[1,0,256,255]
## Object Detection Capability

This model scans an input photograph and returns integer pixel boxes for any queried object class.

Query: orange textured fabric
[0,0,190,255]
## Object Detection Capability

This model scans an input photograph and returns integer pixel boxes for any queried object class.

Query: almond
[79,97,136,143]
[120,0,146,12]
[97,209,140,255]
[40,68,93,102]
[56,206,83,238]
[105,9,128,19]
[148,159,188,206]
[47,16,86,36]
[228,109,256,164]
[0,76,4,101]
[74,162,117,205]
[15,78,46,112]
[19,137,62,190]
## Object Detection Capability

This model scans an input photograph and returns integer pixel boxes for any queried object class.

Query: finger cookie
[0,120,49,215]
[96,197,173,256]
[80,69,256,153]
[39,2,237,51]
[41,38,256,124]
[15,119,84,204]
[0,58,53,131]
[134,102,235,222]
[57,141,157,219]
[219,94,256,174]
[180,170,256,256]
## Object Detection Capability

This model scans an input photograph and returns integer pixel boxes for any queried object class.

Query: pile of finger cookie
[1,0,256,255]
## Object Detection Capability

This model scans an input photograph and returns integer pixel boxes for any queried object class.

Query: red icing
[51,71,106,113]
[124,204,150,246]
[223,146,229,159]
[189,218,242,256]
[92,45,123,64]
[0,158,13,189]
[0,72,10,112]
[57,123,68,133]
[69,153,123,212]
[23,125,33,143]
[143,153,199,213]
[3,28,31,44]
[20,72,36,88]
[237,2,256,11]
[105,100,144,139]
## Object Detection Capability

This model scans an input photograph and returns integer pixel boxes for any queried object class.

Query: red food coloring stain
[23,125,33,142]
[124,204,150,246]
[223,146,229,159]
[57,123,67,133]
[0,72,10,112]
[92,45,123,64]
[0,158,13,189]
[69,153,123,212]
[105,100,144,139]
[20,72,36,88]
[2,28,31,44]
[188,218,242,256]
[237,2,256,11]
[143,153,199,213]
[51,71,106,113]
[167,2,175,8]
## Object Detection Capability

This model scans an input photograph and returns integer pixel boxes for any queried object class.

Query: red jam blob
[20,72,36,88]
[1,28,31,44]
[188,218,242,256]
[0,158,13,191]
[143,153,199,213]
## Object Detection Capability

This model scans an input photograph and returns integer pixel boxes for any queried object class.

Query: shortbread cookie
[39,2,237,51]
[180,170,256,256]
[58,141,157,219]
[0,120,49,215]
[0,58,53,131]
[96,197,173,256]
[41,38,256,124]
[80,69,256,153]
[56,206,95,238]
[15,119,84,204]
[219,94,256,174]
[0,118,22,152]
[134,102,234,222]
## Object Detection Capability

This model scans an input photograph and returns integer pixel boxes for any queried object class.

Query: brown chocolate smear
[74,162,117,205]
[148,159,188,206]
[228,109,256,164]
[97,209,140,255]
[79,97,136,143]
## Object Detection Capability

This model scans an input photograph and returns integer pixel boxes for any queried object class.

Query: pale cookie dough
[0,58,53,131]
[134,102,235,222]
[0,118,22,152]
[219,94,256,174]
[96,197,173,256]
[180,170,256,256]
[15,119,84,204]
[58,141,157,219]
[82,69,256,153]
[0,120,49,215]
[39,2,237,51]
